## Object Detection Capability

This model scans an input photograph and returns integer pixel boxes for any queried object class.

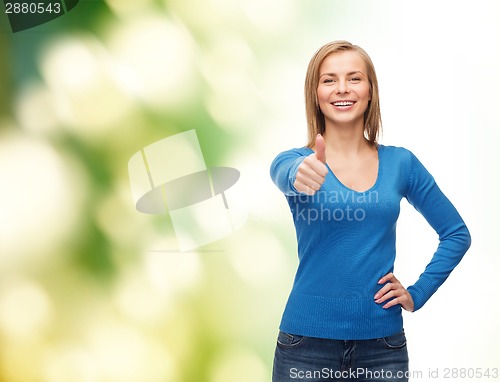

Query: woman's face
[317,50,371,129]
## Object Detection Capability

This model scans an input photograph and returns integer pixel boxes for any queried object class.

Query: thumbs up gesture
[294,134,328,195]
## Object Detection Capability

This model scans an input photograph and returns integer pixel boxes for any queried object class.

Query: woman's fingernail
[374,294,380,299]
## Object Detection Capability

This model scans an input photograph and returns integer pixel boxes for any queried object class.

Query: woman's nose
[336,81,349,94]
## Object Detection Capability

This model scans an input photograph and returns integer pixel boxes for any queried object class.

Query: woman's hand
[374,273,415,312]
[294,134,328,195]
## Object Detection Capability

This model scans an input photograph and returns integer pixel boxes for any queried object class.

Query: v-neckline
[308,145,383,194]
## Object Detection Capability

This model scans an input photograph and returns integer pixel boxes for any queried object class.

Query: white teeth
[333,101,354,106]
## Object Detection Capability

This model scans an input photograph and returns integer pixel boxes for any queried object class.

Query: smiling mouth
[332,101,355,107]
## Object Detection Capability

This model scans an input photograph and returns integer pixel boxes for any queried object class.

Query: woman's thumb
[315,134,326,164]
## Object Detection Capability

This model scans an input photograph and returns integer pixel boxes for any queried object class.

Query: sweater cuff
[407,287,422,312]
[407,279,438,312]
[285,156,306,195]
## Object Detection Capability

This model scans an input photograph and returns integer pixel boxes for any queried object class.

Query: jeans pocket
[276,331,306,348]
[380,330,407,349]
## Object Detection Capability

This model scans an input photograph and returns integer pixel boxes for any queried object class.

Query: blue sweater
[270,145,471,340]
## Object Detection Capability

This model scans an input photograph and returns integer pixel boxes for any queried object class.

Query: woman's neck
[322,123,371,156]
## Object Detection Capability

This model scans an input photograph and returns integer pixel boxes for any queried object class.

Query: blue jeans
[272,330,409,381]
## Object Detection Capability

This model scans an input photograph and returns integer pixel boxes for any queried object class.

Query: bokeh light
[39,34,134,135]
[0,133,85,267]
[106,13,196,111]
[0,278,53,340]
[14,82,59,134]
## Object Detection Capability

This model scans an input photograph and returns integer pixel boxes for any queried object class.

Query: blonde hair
[304,40,382,147]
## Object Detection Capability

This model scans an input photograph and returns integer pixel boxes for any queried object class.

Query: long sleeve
[405,151,471,311]
[270,148,308,196]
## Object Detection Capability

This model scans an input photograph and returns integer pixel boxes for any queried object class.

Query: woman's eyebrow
[319,71,365,77]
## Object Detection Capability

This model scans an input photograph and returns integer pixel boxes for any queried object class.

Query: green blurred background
[1,0,499,381]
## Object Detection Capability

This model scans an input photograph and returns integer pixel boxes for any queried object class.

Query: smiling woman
[269,40,471,382]
[317,53,371,129]
[304,41,381,149]
[316,52,373,182]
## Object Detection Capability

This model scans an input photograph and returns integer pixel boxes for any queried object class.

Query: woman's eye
[323,78,335,83]
[349,77,361,82]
